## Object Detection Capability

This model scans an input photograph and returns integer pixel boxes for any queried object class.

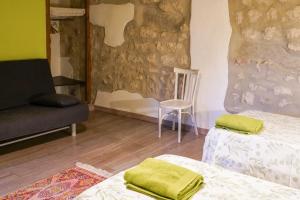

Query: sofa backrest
[0,59,55,110]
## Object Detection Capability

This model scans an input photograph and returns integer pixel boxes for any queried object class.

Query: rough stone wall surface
[225,0,300,116]
[90,0,191,101]
[60,17,86,81]
[59,0,86,81]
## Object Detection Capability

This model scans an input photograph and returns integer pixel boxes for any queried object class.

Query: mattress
[75,154,300,200]
[202,110,300,189]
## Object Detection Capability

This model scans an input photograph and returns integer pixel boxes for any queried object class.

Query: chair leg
[191,115,199,136]
[158,107,162,138]
[71,123,76,137]
[178,109,182,143]
[172,112,176,131]
[191,107,199,136]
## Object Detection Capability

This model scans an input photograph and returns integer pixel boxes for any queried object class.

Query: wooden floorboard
[0,111,207,196]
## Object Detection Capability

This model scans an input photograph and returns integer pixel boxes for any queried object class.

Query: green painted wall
[0,0,47,61]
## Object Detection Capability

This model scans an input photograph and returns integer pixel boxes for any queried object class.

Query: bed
[75,154,300,200]
[202,110,300,189]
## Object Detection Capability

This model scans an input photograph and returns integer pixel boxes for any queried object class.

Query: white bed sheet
[75,154,300,200]
[202,110,300,189]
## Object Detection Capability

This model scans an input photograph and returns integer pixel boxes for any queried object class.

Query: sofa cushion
[31,94,80,107]
[0,104,89,142]
[0,59,55,110]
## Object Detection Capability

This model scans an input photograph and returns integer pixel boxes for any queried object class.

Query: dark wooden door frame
[46,0,51,62]
[86,0,92,103]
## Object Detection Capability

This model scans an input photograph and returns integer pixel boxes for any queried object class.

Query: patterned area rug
[2,163,112,200]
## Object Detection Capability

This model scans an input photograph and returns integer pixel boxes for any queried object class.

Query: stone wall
[59,0,86,81]
[59,17,86,81]
[90,0,191,101]
[225,0,300,116]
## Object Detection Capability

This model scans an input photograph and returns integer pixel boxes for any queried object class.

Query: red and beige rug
[2,163,112,200]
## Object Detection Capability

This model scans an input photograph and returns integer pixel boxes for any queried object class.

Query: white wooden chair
[158,68,200,143]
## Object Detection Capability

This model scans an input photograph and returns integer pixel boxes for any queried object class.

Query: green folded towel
[124,158,204,200]
[215,114,263,134]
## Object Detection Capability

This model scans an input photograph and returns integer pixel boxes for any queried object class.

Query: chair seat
[160,99,192,110]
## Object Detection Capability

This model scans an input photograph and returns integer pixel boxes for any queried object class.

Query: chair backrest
[174,68,200,104]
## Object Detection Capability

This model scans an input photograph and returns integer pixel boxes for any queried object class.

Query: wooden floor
[0,111,207,196]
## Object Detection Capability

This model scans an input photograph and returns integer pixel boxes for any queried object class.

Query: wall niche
[50,0,87,100]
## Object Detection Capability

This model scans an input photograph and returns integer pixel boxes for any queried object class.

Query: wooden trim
[86,0,92,103]
[46,0,51,62]
[94,106,208,134]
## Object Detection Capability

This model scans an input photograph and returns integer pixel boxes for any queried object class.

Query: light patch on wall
[89,3,134,47]
[94,89,210,129]
[94,90,159,118]
[50,33,61,76]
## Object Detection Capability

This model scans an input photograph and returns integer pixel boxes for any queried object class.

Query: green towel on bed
[215,114,263,134]
[124,158,204,200]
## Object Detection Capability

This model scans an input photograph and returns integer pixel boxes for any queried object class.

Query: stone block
[91,0,191,101]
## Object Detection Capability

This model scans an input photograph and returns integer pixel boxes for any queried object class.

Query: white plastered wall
[89,3,134,47]
[50,33,61,77]
[191,0,231,128]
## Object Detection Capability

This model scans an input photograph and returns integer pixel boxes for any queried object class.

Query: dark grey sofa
[0,59,89,145]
